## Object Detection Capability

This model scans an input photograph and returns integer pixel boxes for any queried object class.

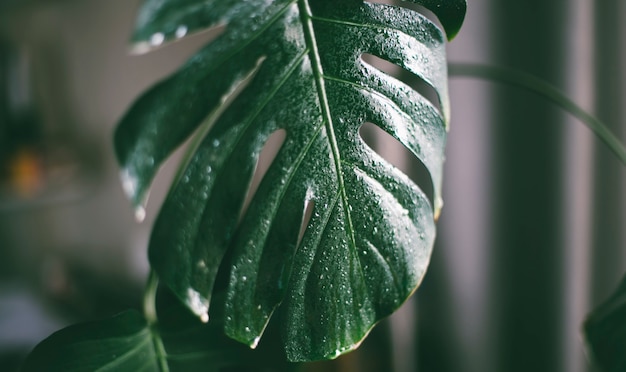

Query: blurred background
[0,0,624,371]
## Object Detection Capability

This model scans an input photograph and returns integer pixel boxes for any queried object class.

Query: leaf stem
[144,269,159,325]
[448,63,626,165]
[143,270,169,372]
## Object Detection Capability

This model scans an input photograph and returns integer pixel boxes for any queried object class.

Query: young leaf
[115,0,465,361]
[584,275,626,372]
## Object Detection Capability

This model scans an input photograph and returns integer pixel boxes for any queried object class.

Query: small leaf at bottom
[22,310,158,372]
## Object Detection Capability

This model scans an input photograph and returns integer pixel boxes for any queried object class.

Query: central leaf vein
[297,0,359,264]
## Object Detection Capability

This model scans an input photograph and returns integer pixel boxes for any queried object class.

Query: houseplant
[22,0,467,370]
[18,0,626,371]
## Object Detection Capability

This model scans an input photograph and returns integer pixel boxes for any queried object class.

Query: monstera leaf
[115,0,465,361]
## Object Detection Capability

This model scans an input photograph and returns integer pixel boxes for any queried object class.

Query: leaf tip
[416,0,467,41]
[135,206,147,222]
[250,336,261,349]
[120,169,138,199]
[434,196,444,221]
[129,41,152,56]
[120,169,149,218]
[186,287,210,323]
[442,1,467,41]
[129,31,172,55]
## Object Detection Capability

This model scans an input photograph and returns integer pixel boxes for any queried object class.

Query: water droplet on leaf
[175,25,188,38]
[150,32,164,46]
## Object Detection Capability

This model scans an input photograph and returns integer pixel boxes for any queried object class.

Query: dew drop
[150,32,165,46]
[175,25,188,38]
[212,139,220,147]
[245,326,251,332]
[200,313,209,323]
[242,276,248,282]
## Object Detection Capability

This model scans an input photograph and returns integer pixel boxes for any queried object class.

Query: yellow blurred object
[9,147,44,197]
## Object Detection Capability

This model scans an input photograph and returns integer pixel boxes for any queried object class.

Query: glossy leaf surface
[584,275,626,372]
[115,0,465,361]
[22,305,287,372]
[22,311,159,372]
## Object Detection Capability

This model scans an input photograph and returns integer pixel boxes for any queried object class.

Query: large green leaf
[115,0,465,362]
[584,275,626,372]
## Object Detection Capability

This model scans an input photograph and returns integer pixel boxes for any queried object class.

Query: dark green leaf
[399,0,466,40]
[22,311,160,372]
[584,275,626,372]
[115,0,464,361]
[157,287,295,372]
[22,305,290,372]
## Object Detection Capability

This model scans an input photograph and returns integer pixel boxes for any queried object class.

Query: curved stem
[143,270,169,372]
[144,270,160,325]
[448,63,626,165]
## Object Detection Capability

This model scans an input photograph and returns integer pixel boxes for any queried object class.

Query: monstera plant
[22,0,467,370]
[17,0,626,370]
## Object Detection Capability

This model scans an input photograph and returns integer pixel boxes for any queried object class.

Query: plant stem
[448,63,626,165]
[144,269,159,325]
[143,270,170,372]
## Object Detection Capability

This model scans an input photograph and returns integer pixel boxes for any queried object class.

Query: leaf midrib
[297,0,359,267]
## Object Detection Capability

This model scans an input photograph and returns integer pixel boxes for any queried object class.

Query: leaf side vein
[92,332,153,372]
[190,49,309,248]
